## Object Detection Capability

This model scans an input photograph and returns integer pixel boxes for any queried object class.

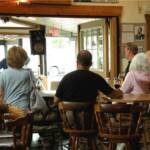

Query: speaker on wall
[30,30,46,55]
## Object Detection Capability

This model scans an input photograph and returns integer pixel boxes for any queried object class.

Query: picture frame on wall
[134,25,145,41]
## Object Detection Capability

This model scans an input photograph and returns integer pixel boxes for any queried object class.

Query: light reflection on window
[81,27,104,71]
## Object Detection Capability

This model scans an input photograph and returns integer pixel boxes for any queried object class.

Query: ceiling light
[16,0,30,5]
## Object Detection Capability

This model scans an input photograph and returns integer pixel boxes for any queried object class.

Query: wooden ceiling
[18,0,72,5]
[0,0,122,17]
[0,0,122,37]
[0,0,71,4]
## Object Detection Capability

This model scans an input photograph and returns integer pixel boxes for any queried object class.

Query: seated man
[54,50,122,105]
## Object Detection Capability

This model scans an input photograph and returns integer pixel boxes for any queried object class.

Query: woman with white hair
[118,52,150,150]
[121,52,150,94]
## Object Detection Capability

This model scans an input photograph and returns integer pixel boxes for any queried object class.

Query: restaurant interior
[0,0,150,150]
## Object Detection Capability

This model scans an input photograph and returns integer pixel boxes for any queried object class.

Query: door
[78,18,119,80]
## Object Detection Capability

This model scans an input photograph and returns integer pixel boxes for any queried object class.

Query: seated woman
[121,52,150,94]
[118,52,150,150]
[0,46,33,119]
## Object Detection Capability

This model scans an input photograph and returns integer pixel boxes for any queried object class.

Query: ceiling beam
[0,3,122,17]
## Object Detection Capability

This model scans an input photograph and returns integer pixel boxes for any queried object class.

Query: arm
[120,72,133,93]
[54,96,61,106]
[107,89,123,99]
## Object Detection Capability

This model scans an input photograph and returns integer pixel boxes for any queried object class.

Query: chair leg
[74,137,78,150]
[108,142,113,150]
[126,142,132,150]
[143,132,149,150]
[143,120,149,150]
[71,136,77,150]
[91,139,97,150]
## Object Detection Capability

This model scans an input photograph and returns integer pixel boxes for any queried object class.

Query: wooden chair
[0,113,33,150]
[58,101,97,150]
[94,103,145,150]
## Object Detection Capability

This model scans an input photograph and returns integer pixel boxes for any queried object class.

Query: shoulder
[124,71,137,82]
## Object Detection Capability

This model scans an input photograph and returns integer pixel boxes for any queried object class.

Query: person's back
[55,50,122,104]
[0,68,31,108]
[56,69,113,102]
[0,46,33,118]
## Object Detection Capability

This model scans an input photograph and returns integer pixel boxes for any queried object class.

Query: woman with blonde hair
[0,46,33,118]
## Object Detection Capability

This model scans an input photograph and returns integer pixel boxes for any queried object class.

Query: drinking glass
[113,78,121,89]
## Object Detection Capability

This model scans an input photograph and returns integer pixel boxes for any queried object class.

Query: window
[80,27,104,71]
[46,37,76,77]
[22,36,76,79]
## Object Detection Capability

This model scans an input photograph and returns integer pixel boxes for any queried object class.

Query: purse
[29,69,49,115]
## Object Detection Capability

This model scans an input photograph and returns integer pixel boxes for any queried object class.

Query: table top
[40,90,56,97]
[110,94,150,103]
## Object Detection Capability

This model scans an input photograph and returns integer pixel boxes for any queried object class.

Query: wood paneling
[145,14,150,50]
[29,0,72,5]
[0,2,122,17]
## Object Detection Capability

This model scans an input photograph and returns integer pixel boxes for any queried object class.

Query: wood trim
[28,0,72,5]
[10,17,39,27]
[0,3,122,17]
[145,14,150,50]
[110,17,118,80]
[0,27,37,30]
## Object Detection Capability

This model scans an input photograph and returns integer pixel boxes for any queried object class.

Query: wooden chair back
[58,102,95,131]
[94,103,145,149]
[58,101,97,150]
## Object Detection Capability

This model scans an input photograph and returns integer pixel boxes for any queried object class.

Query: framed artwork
[121,23,146,72]
[134,25,145,41]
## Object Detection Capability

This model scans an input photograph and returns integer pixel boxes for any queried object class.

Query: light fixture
[16,0,30,5]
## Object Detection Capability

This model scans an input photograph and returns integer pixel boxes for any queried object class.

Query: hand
[109,89,123,99]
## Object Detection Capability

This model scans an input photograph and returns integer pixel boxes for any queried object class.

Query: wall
[119,0,150,23]
[82,0,150,23]
[84,0,150,74]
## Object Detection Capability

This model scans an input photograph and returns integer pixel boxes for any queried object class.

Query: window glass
[46,37,76,77]
[22,37,39,74]
[0,45,5,61]
[46,37,76,90]
[80,26,104,71]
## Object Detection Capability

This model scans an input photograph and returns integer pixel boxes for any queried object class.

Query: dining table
[110,93,150,104]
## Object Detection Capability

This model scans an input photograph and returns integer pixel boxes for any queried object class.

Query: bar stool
[0,113,33,150]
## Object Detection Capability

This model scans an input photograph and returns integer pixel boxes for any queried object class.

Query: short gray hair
[125,42,138,55]
[129,52,150,72]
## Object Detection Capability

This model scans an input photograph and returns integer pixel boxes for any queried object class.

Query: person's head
[77,50,92,70]
[124,42,138,61]
[7,46,28,69]
[137,27,143,34]
[129,52,150,72]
